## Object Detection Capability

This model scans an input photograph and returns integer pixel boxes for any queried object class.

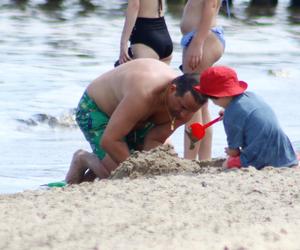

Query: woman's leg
[131,43,159,59]
[183,31,224,160]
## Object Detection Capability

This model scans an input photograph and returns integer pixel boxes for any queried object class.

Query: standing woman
[180,0,225,160]
[117,0,173,65]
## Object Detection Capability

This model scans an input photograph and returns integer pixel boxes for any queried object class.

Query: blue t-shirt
[223,92,298,169]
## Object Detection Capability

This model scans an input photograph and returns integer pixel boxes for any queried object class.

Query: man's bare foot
[84,153,111,179]
[82,169,97,182]
[65,149,89,184]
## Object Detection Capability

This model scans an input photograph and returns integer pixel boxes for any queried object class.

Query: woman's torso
[137,0,164,18]
[180,0,221,34]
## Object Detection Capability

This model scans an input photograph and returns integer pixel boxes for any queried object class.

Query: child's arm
[225,147,240,157]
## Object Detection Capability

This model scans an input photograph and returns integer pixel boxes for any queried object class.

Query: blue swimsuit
[181,27,226,49]
[180,0,230,49]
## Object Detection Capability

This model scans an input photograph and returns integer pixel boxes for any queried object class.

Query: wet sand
[1,145,300,250]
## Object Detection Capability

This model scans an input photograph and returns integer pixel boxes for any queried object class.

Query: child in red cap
[193,66,299,169]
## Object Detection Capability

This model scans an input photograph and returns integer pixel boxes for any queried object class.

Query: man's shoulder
[127,58,170,69]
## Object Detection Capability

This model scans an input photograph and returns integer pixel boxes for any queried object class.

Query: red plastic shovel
[189,115,223,140]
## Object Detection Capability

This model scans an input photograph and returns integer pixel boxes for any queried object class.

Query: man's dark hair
[172,73,208,105]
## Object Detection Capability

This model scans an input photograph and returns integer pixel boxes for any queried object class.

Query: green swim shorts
[76,91,154,159]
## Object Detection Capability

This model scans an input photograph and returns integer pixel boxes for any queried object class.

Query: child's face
[211,98,223,107]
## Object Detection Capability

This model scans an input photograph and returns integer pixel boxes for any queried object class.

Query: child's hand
[218,109,225,118]
[224,147,230,155]
[224,147,240,157]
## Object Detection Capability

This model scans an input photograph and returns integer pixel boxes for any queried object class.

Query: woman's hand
[119,46,132,64]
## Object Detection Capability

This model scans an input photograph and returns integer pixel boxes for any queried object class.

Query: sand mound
[110,145,226,179]
[1,146,300,250]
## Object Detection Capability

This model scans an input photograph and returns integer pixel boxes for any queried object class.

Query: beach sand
[1,145,300,250]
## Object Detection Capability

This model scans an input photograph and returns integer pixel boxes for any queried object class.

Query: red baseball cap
[193,66,248,97]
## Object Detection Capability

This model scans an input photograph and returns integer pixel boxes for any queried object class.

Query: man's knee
[73,149,88,157]
[72,149,89,164]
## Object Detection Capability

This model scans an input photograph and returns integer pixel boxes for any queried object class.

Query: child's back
[224,92,298,169]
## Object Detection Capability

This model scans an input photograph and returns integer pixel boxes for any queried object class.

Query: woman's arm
[119,0,140,64]
[185,0,218,70]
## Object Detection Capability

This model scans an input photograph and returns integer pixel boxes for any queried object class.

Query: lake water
[0,0,300,194]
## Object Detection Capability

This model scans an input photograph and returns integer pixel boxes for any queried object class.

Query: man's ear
[170,83,176,92]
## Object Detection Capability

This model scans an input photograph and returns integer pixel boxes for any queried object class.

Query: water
[0,0,300,194]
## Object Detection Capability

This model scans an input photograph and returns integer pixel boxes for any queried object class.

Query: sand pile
[1,146,300,250]
[111,145,225,179]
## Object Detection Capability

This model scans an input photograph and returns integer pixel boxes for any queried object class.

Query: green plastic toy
[42,180,67,188]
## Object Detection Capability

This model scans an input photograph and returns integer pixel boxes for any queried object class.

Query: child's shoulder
[226,92,258,116]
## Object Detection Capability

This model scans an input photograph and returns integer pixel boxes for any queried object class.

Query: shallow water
[0,0,300,194]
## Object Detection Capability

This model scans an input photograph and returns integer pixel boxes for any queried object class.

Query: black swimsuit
[130,17,173,59]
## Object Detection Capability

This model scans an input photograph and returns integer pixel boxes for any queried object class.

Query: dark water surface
[0,0,300,193]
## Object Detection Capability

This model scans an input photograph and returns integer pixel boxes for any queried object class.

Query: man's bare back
[87,58,176,127]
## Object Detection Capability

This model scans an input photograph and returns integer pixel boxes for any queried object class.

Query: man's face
[170,91,202,122]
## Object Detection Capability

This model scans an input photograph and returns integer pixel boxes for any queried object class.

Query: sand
[1,145,300,250]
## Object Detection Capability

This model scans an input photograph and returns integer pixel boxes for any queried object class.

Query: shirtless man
[65,58,207,184]
[180,0,225,160]
[117,0,173,66]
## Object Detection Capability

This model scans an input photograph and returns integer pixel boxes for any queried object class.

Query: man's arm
[101,94,151,165]
[143,123,174,151]
[186,0,219,70]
